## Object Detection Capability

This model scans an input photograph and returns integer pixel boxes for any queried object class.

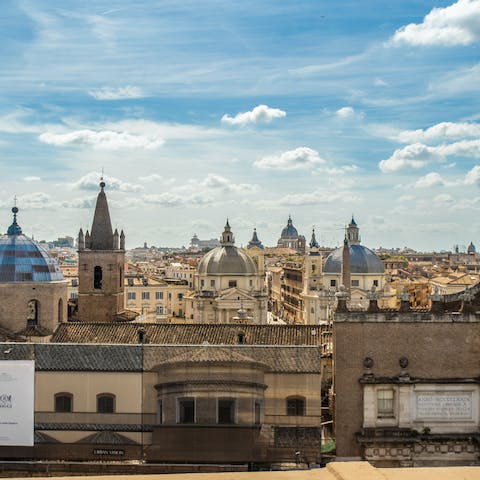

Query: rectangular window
[287,397,305,416]
[201,279,205,287]
[178,308,183,317]
[178,398,195,423]
[141,292,150,300]
[217,399,236,424]
[373,280,379,287]
[156,306,164,315]
[377,389,394,417]
[55,394,72,413]
[228,280,237,288]
[210,279,215,288]
[127,292,136,300]
[351,279,359,287]
[254,400,261,425]
[330,279,336,287]
[156,291,163,300]
[178,293,183,300]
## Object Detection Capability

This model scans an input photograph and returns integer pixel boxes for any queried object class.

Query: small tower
[77,179,126,322]
[220,219,235,246]
[247,228,264,249]
[346,216,360,245]
[341,235,351,294]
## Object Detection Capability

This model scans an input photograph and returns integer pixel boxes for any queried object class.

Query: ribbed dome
[198,245,257,276]
[0,207,64,283]
[0,235,64,282]
[324,244,384,274]
[280,216,298,239]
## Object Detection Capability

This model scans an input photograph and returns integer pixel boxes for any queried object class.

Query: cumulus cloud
[464,165,480,185]
[254,147,326,171]
[39,129,164,150]
[200,173,258,193]
[414,172,446,188]
[221,104,286,126]
[391,0,480,47]
[142,192,213,207]
[379,140,480,172]
[72,172,143,192]
[335,106,356,118]
[88,86,147,100]
[396,122,480,143]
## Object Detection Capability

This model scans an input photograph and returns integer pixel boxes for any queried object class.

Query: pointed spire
[309,227,319,249]
[113,228,119,249]
[89,179,114,250]
[120,229,125,250]
[220,220,235,246]
[85,230,91,249]
[7,204,22,236]
[78,228,85,250]
[247,228,264,249]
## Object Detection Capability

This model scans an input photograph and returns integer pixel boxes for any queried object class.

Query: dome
[280,216,299,239]
[324,244,385,274]
[0,208,64,283]
[198,245,257,275]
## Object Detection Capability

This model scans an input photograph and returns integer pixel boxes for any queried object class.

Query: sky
[1,0,480,251]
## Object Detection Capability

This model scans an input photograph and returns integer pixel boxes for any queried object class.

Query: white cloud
[88,86,147,100]
[142,192,213,207]
[414,172,446,188]
[23,176,41,182]
[391,0,480,47]
[396,122,480,143]
[464,165,480,185]
[380,140,480,172]
[221,104,286,126]
[254,147,326,171]
[72,172,143,192]
[374,78,387,87]
[200,173,258,193]
[12,192,53,209]
[335,106,355,119]
[39,129,164,150]
[138,174,164,182]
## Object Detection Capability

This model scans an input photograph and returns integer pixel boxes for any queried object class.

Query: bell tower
[77,179,125,322]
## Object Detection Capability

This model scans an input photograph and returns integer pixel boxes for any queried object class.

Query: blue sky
[1,0,480,250]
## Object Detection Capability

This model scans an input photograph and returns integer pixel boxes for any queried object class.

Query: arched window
[58,298,63,323]
[55,393,73,412]
[237,332,246,345]
[97,393,115,413]
[27,299,39,326]
[94,266,103,289]
[286,396,306,416]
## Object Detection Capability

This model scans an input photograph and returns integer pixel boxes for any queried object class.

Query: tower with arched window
[77,180,126,322]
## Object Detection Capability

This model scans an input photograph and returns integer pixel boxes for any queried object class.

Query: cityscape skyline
[1,1,480,250]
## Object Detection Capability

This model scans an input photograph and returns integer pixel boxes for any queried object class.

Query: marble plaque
[416,392,472,419]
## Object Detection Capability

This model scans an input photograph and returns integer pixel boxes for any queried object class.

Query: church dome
[280,216,299,239]
[197,221,257,276]
[324,244,384,274]
[0,207,64,283]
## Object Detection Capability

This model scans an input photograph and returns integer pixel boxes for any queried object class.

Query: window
[228,280,237,288]
[330,279,336,287]
[286,396,305,416]
[237,332,246,344]
[373,280,379,287]
[201,280,205,287]
[377,389,394,417]
[177,398,195,423]
[210,280,215,288]
[97,394,115,413]
[217,398,236,424]
[156,306,164,315]
[178,308,183,317]
[27,299,39,326]
[127,292,136,300]
[157,400,163,424]
[119,267,123,288]
[58,298,63,323]
[249,279,253,287]
[55,393,72,413]
[156,291,163,300]
[351,279,359,287]
[70,292,78,299]
[178,293,183,300]
[254,400,261,425]
[141,291,150,300]
[94,266,102,289]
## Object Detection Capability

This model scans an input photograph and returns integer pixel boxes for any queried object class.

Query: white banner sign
[0,360,34,446]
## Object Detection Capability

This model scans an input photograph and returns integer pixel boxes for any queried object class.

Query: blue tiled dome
[280,216,299,239]
[324,244,384,274]
[0,209,64,283]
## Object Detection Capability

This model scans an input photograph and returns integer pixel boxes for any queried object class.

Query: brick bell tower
[77,179,125,322]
